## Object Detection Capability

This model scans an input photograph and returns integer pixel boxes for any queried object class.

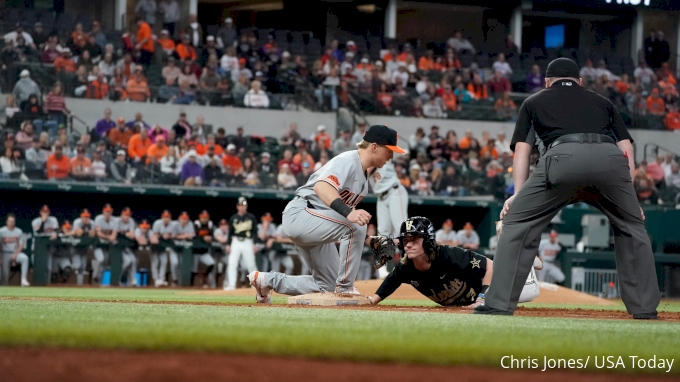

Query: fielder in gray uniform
[257,212,278,272]
[369,160,408,238]
[93,204,118,283]
[249,124,406,303]
[116,207,138,287]
[134,220,154,286]
[31,205,60,283]
[151,210,176,287]
[537,230,565,283]
[72,209,96,285]
[1,214,30,286]
[213,219,230,288]
[173,212,195,285]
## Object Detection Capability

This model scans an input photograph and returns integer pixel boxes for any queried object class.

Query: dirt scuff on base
[2,348,677,382]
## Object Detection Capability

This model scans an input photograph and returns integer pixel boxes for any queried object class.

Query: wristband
[330,198,353,217]
[480,285,489,295]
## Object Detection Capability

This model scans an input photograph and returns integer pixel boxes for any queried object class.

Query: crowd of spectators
[634,153,680,206]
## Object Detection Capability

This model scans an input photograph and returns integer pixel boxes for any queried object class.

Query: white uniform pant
[519,268,540,303]
[376,185,409,237]
[227,238,257,289]
[150,249,169,284]
[121,248,138,285]
[537,261,565,283]
[92,248,109,281]
[1,252,29,285]
[71,248,89,285]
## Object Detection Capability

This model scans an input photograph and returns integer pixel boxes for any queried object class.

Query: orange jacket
[176,44,197,61]
[441,92,457,111]
[53,57,77,73]
[108,128,134,147]
[86,80,109,99]
[46,154,71,179]
[221,155,242,174]
[70,31,87,48]
[647,97,666,115]
[480,146,499,159]
[665,111,680,130]
[128,133,152,159]
[146,143,169,163]
[417,57,436,71]
[158,37,176,52]
[126,78,150,102]
[137,21,154,52]
[467,83,488,100]
[314,133,331,150]
[196,143,224,156]
[70,156,92,175]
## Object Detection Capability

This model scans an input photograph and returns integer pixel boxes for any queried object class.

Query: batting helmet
[397,216,436,254]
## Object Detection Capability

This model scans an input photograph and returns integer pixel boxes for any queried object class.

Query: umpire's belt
[548,133,615,150]
[378,185,399,201]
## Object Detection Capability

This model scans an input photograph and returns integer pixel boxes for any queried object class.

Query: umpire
[474,58,660,319]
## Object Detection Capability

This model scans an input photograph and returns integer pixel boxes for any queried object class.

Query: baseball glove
[369,235,397,269]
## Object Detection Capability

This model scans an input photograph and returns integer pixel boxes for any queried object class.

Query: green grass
[1,288,679,374]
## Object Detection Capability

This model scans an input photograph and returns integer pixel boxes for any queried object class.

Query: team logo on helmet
[405,219,414,231]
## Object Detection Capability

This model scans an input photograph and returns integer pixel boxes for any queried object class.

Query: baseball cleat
[154,279,163,287]
[21,278,30,287]
[223,286,235,291]
[533,256,544,270]
[248,271,272,304]
[335,286,361,295]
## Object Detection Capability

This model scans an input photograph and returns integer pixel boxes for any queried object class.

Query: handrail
[643,142,680,162]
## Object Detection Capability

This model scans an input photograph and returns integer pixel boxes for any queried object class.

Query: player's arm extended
[368,268,402,305]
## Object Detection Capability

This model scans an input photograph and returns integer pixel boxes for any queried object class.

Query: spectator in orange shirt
[221,144,243,175]
[441,84,458,111]
[480,139,500,160]
[47,145,71,180]
[467,74,489,100]
[664,104,680,130]
[135,17,154,66]
[127,127,152,163]
[396,43,412,62]
[126,67,151,102]
[108,119,134,149]
[313,125,331,150]
[176,34,197,61]
[418,50,437,71]
[658,73,679,99]
[196,134,224,156]
[70,145,93,181]
[494,91,517,121]
[53,48,76,73]
[615,74,631,94]
[70,23,87,50]
[86,73,109,99]
[292,141,315,169]
[157,29,176,55]
[146,135,169,164]
[647,89,666,115]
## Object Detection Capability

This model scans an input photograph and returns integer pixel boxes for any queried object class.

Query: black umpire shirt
[510,79,633,152]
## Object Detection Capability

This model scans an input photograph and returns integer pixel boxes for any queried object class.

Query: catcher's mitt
[369,235,397,269]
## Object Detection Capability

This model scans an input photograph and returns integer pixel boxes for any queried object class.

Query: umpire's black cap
[545,58,580,79]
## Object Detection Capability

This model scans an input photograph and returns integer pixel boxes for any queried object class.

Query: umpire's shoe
[633,312,658,320]
[472,305,513,316]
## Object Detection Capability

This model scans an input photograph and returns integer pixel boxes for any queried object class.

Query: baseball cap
[161,29,169,35]
[282,51,290,58]
[121,207,132,216]
[117,150,126,156]
[199,210,210,219]
[346,51,354,58]
[179,211,190,220]
[161,210,172,218]
[139,220,151,229]
[363,125,405,154]
[262,212,273,221]
[317,125,326,132]
[62,221,72,230]
[80,209,91,218]
[545,58,580,79]
[443,219,453,227]
[261,152,270,158]
[206,35,215,42]
[346,40,356,46]
[237,196,248,206]
[225,17,233,23]
[40,205,50,213]
[463,222,474,230]
[361,58,369,63]
[20,69,29,77]
[103,204,114,213]
[227,144,236,151]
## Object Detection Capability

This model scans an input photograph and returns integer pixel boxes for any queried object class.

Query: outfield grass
[1,288,679,374]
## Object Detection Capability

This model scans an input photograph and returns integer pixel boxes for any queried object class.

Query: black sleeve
[375,264,405,301]
[608,103,633,143]
[510,99,532,152]
[449,247,488,281]
[228,215,235,237]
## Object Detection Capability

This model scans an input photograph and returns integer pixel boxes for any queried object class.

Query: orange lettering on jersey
[327,175,340,188]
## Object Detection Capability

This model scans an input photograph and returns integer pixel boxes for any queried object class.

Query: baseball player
[213,219,230,288]
[434,219,458,246]
[151,210,176,286]
[249,124,405,303]
[116,207,138,287]
[225,197,258,290]
[537,230,565,283]
[72,209,96,285]
[172,212,195,286]
[51,221,74,283]
[0,213,30,286]
[93,204,118,284]
[134,219,154,286]
[194,210,216,288]
[456,222,480,250]
[31,205,59,283]
[369,160,408,238]
[367,216,539,306]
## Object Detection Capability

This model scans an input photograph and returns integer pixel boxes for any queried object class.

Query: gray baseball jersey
[368,161,399,194]
[538,239,562,262]
[214,227,229,241]
[32,216,59,236]
[173,222,195,236]
[0,226,23,253]
[456,230,480,246]
[73,218,94,233]
[435,229,457,243]
[117,218,137,233]
[134,227,150,238]
[295,150,368,209]
[152,219,177,236]
[258,223,277,239]
[94,215,119,235]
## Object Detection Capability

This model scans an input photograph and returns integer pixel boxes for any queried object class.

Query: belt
[233,237,251,242]
[548,133,616,150]
[378,184,399,201]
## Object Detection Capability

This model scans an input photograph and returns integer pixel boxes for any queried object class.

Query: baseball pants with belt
[263,198,367,295]
[485,140,660,314]
[227,237,257,289]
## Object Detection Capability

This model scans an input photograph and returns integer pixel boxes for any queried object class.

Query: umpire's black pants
[485,140,660,315]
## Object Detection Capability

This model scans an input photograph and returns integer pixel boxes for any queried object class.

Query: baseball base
[287,292,371,306]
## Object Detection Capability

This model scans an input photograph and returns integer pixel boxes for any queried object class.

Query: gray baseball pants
[485,142,660,315]
[263,198,367,295]
[2,252,29,285]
